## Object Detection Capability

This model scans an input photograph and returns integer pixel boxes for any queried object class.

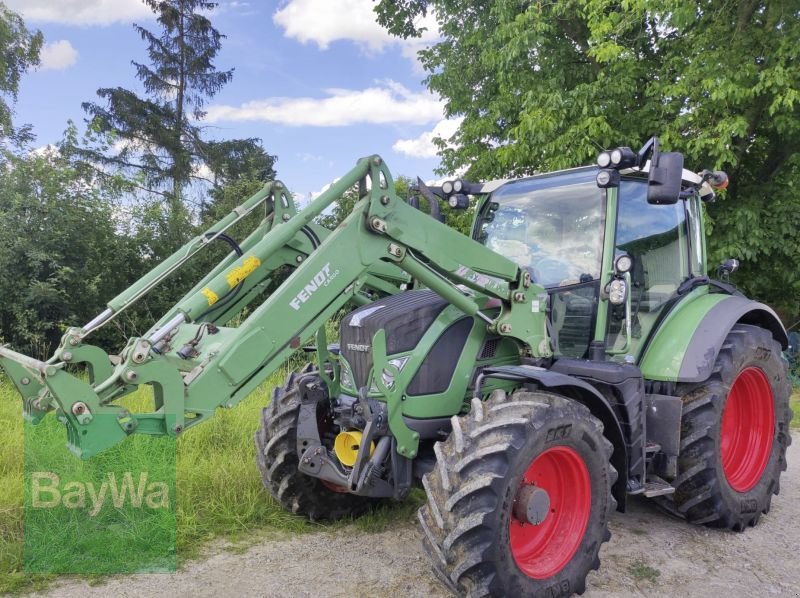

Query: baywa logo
[31,471,171,517]
[289,262,340,310]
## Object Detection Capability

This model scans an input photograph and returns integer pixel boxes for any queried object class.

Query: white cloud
[205,81,443,127]
[393,118,463,158]
[193,163,214,181]
[110,137,161,157]
[273,0,437,59]
[310,179,338,201]
[6,0,152,26]
[39,40,78,71]
[29,144,60,158]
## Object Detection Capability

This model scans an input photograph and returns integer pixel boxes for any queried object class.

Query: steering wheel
[530,256,571,286]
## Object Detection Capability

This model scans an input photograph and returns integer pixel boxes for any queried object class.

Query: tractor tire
[418,389,617,597]
[672,324,792,530]
[254,364,377,520]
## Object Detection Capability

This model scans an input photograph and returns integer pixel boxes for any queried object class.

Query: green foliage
[376,0,800,319]
[203,138,277,193]
[0,3,41,146]
[317,174,475,236]
[133,0,232,120]
[0,137,138,358]
[23,408,177,575]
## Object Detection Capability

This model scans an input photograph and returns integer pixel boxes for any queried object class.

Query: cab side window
[609,181,689,352]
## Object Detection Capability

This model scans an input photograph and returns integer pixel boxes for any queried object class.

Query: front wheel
[418,390,616,597]
[254,365,379,520]
[672,324,792,530]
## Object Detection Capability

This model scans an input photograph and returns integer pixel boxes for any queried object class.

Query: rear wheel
[673,324,792,529]
[418,390,616,597]
[254,365,377,520]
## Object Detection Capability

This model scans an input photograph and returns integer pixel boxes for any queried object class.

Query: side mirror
[647,151,684,205]
[717,258,739,280]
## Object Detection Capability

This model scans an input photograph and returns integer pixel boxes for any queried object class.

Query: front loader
[1,138,791,597]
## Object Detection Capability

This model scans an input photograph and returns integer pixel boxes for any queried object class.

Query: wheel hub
[514,485,551,525]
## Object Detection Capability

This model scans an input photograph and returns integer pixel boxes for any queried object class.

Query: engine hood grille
[339,290,448,389]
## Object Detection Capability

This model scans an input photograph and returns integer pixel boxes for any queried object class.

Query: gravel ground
[34,440,800,598]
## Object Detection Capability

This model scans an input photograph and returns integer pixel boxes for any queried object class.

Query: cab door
[475,169,607,359]
[603,178,693,360]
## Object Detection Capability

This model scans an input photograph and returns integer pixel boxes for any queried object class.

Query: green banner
[24,405,176,574]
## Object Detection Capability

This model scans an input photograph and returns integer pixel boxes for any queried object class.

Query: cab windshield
[482,177,605,288]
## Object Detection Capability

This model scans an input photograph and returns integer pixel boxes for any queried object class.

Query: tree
[317,175,473,234]
[81,0,234,247]
[0,3,42,147]
[0,131,137,358]
[376,0,800,319]
[204,138,277,190]
[201,137,277,222]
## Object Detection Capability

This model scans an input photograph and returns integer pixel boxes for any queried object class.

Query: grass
[790,388,800,428]
[627,559,661,582]
[0,365,418,594]
[22,404,177,577]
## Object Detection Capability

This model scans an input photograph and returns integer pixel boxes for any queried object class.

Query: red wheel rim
[321,480,350,493]
[720,367,774,493]
[509,446,591,579]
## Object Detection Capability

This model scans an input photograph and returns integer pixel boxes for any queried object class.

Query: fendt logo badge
[289,263,339,310]
[346,343,370,352]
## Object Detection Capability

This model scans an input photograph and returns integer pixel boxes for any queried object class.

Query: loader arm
[1,155,548,459]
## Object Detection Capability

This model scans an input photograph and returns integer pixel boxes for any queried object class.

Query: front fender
[478,364,629,510]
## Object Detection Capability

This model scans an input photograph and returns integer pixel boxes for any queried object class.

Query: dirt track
[36,441,800,598]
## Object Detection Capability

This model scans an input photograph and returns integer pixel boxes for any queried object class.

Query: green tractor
[0,138,791,596]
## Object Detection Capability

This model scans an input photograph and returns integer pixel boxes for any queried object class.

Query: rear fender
[640,292,788,383]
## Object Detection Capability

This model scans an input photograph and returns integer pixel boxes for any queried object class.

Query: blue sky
[8,0,458,203]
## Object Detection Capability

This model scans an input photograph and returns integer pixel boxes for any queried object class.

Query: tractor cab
[475,157,708,362]
[477,168,605,359]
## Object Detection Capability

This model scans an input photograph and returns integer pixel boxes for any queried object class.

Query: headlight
[615,254,633,274]
[375,357,409,392]
[448,194,469,209]
[596,169,620,188]
[381,368,395,389]
[340,362,354,390]
[610,146,636,168]
[608,279,627,305]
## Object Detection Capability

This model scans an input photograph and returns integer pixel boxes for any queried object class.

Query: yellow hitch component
[334,430,375,467]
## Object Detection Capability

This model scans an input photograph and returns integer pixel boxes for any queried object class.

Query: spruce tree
[82,0,234,246]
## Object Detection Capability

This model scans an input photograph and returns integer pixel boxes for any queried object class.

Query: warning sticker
[226,255,261,288]
[202,287,219,306]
